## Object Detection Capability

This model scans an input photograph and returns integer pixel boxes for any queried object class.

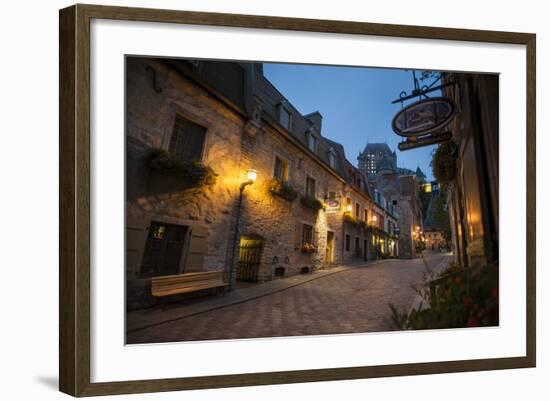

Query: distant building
[358,143,397,181]
[358,142,426,182]
[425,230,445,251]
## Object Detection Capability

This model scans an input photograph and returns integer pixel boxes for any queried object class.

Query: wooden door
[140,222,189,277]
[325,231,334,263]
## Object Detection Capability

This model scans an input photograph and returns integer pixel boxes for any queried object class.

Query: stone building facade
[125,57,248,309]
[125,57,401,309]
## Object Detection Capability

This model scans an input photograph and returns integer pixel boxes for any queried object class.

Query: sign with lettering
[325,197,341,213]
[392,97,455,137]
[398,132,452,151]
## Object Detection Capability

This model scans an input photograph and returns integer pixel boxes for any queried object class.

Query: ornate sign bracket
[391,71,456,106]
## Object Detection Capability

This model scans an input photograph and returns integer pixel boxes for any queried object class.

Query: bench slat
[151,271,226,297]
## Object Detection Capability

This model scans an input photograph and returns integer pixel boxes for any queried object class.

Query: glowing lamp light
[240,168,258,190]
[372,215,377,222]
[246,168,258,183]
[346,204,352,213]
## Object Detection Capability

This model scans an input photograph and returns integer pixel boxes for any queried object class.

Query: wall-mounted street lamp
[345,204,352,213]
[240,168,257,190]
[228,168,258,291]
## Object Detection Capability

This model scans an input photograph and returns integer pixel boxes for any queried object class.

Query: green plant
[269,179,298,202]
[431,141,456,184]
[146,148,217,188]
[343,214,367,229]
[300,196,325,211]
[389,262,499,330]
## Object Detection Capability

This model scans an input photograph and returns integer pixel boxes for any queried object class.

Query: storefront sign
[398,131,452,151]
[392,97,455,137]
[325,197,341,213]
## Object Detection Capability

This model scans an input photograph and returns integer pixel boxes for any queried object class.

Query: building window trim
[272,153,290,183]
[305,175,317,199]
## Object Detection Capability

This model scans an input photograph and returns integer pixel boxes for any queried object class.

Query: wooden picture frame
[59,3,536,397]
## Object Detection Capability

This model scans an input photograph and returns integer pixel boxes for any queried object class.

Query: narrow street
[127,252,452,344]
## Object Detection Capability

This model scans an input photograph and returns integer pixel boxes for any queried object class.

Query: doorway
[140,221,189,277]
[237,235,264,282]
[363,239,368,261]
[325,231,335,263]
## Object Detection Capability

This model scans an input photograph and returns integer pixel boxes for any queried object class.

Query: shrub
[390,262,499,330]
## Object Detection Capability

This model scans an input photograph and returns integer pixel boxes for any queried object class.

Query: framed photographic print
[59,4,536,397]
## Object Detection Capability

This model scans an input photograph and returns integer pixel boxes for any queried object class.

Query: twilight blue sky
[263,63,437,181]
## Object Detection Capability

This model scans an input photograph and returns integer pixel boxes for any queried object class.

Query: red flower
[467,317,479,327]
[462,297,472,308]
[492,287,499,300]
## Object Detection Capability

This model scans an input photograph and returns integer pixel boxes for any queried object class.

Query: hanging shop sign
[392,97,456,137]
[398,131,453,151]
[325,197,341,213]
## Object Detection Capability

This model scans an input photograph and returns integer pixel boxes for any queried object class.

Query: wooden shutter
[294,222,302,249]
[169,116,206,162]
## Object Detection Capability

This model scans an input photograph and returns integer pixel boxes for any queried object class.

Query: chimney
[305,111,323,133]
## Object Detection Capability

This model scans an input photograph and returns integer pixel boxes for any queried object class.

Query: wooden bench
[151,271,226,297]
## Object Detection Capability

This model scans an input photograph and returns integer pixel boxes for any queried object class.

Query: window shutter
[294,222,302,249]
[169,116,206,162]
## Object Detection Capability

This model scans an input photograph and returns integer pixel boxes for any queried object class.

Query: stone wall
[125,57,244,308]
[236,118,347,283]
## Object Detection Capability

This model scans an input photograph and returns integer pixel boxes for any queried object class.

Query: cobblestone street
[127,252,452,344]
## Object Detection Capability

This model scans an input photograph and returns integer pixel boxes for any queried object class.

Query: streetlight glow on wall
[229,167,258,291]
[240,168,258,190]
[246,168,258,183]
[345,204,352,213]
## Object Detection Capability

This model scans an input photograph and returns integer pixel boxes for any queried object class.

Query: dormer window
[327,147,337,168]
[308,131,318,153]
[277,101,292,131]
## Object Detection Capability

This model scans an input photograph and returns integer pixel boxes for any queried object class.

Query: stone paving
[127,252,452,344]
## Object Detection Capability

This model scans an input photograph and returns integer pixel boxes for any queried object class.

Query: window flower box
[301,242,318,254]
[300,196,324,211]
[269,178,298,202]
[146,148,217,188]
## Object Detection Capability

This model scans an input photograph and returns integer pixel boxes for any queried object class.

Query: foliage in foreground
[389,261,499,330]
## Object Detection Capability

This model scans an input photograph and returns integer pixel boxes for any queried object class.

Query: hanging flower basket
[269,178,298,202]
[146,148,217,188]
[300,196,325,211]
[431,141,457,184]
